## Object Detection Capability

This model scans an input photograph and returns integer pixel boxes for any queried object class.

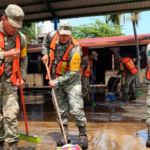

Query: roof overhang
[1,0,150,23]
[85,40,150,49]
[78,34,150,48]
[27,34,150,52]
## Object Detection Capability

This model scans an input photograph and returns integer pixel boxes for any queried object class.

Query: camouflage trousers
[146,84,150,125]
[123,75,136,95]
[121,75,125,93]
[81,77,90,98]
[53,83,87,126]
[0,82,19,143]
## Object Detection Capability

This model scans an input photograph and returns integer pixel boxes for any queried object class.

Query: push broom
[46,64,81,150]
[105,77,117,100]
[17,61,41,143]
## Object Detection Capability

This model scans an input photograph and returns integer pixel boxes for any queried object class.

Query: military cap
[58,21,72,35]
[5,4,24,28]
[91,51,98,60]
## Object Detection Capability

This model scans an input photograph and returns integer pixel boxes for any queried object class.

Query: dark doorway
[89,48,112,84]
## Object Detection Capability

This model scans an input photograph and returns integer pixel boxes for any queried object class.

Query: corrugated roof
[27,33,150,52]
[0,0,150,22]
[78,33,150,47]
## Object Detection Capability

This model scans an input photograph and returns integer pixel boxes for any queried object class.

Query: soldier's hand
[4,49,20,59]
[41,54,49,65]
[17,79,25,89]
[49,80,54,88]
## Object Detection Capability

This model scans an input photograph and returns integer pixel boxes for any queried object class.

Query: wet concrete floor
[5,87,150,149]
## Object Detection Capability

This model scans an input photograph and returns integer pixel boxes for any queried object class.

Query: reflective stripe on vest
[146,65,150,80]
[122,57,137,75]
[46,33,80,79]
[84,56,92,77]
[0,32,21,85]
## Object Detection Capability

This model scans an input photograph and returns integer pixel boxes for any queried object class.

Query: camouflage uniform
[81,56,93,98]
[145,44,150,126]
[0,22,28,143]
[145,43,150,147]
[120,73,125,93]
[116,60,125,94]
[42,30,87,127]
[120,61,137,100]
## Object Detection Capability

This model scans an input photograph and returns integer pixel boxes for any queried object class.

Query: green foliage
[105,15,121,26]
[105,14,126,29]
[130,12,140,26]
[19,23,40,43]
[72,19,124,39]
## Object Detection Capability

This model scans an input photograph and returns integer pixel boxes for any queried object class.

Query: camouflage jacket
[143,43,150,83]
[42,31,82,88]
[81,55,93,78]
[0,22,28,93]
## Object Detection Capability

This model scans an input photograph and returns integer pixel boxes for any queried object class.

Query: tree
[105,14,126,27]
[106,13,141,83]
[19,23,40,43]
[130,12,141,82]
[72,19,124,39]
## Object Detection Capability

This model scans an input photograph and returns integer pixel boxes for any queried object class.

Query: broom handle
[17,61,29,134]
[111,77,117,92]
[46,64,67,144]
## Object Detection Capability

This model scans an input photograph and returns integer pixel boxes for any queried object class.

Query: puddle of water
[18,90,147,123]
[137,130,148,142]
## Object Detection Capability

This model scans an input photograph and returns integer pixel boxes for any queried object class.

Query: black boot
[129,93,136,101]
[146,125,150,147]
[118,93,129,102]
[9,141,18,150]
[0,141,6,150]
[78,126,88,149]
[57,124,71,147]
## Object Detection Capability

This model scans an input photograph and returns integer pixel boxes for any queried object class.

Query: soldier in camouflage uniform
[116,57,125,96]
[41,22,88,149]
[117,57,137,101]
[81,51,98,104]
[0,4,27,150]
[144,43,150,147]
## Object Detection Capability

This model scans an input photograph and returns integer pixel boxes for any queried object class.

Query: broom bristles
[105,93,116,99]
[57,144,82,150]
[19,133,41,144]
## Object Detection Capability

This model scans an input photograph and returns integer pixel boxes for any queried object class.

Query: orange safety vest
[122,57,137,75]
[46,33,80,79]
[0,32,21,85]
[146,65,150,80]
[82,56,92,77]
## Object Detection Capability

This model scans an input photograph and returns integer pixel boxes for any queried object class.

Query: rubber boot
[0,141,6,150]
[118,93,128,102]
[57,124,71,147]
[129,93,136,101]
[9,141,18,150]
[78,126,88,149]
[146,125,150,147]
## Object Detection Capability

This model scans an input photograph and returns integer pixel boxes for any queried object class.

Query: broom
[45,64,81,150]
[105,77,117,100]
[17,61,41,143]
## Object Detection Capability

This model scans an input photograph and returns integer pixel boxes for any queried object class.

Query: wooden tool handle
[46,64,67,144]
[17,61,29,134]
